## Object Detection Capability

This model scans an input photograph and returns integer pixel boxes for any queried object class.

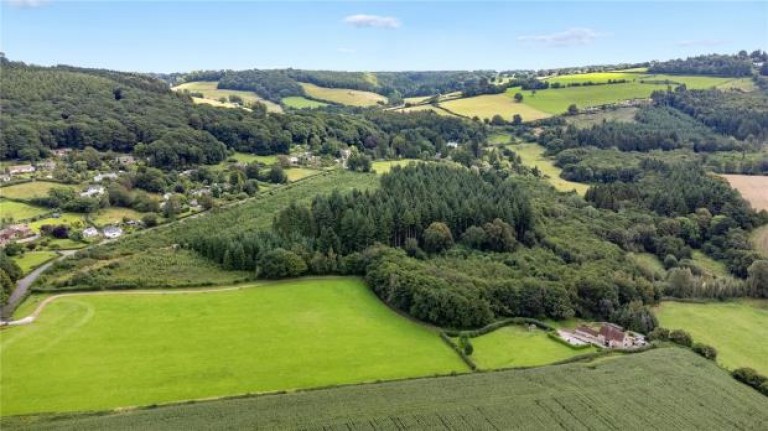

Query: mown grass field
[11,251,58,275]
[91,207,144,226]
[371,159,420,175]
[281,96,328,109]
[0,181,75,200]
[0,199,49,221]
[518,83,664,114]
[285,167,321,182]
[508,143,589,195]
[0,277,466,416]
[656,300,768,374]
[439,93,551,122]
[172,81,282,113]
[6,348,767,430]
[299,82,387,107]
[27,213,86,233]
[722,174,768,211]
[467,325,596,369]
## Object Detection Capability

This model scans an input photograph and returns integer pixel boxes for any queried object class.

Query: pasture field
[439,93,551,122]
[691,250,729,277]
[0,199,49,221]
[636,74,736,89]
[488,132,513,145]
[371,159,420,175]
[91,208,143,226]
[45,238,87,250]
[285,167,321,182]
[518,82,665,114]
[12,251,58,275]
[172,81,282,113]
[225,152,278,166]
[721,174,768,211]
[0,181,74,200]
[395,104,456,116]
[6,348,767,430]
[0,278,466,415]
[281,96,328,109]
[508,143,589,195]
[28,213,86,233]
[299,82,387,107]
[545,71,642,85]
[466,325,596,370]
[753,225,768,257]
[656,300,768,374]
[565,107,638,128]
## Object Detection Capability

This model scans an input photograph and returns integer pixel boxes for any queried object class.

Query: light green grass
[519,83,664,114]
[691,250,729,277]
[282,96,328,109]
[752,225,768,257]
[467,325,596,370]
[172,81,282,113]
[395,104,456,116]
[565,107,638,128]
[509,143,589,195]
[0,277,467,415]
[0,181,75,200]
[371,159,420,175]
[91,208,143,226]
[45,238,88,250]
[0,199,49,221]
[488,133,513,145]
[545,72,642,85]
[637,74,736,89]
[299,82,387,107]
[11,251,58,275]
[285,168,320,182]
[439,92,551,122]
[27,213,86,233]
[628,252,666,278]
[656,300,768,374]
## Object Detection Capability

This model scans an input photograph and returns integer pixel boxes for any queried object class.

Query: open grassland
[467,325,596,369]
[91,208,143,226]
[285,168,321,182]
[509,143,589,195]
[637,74,738,89]
[281,96,329,109]
[172,81,282,113]
[518,83,665,114]
[299,83,387,107]
[0,278,466,416]
[395,104,456,116]
[722,174,768,211]
[753,225,768,257]
[371,159,421,175]
[545,72,735,89]
[656,300,768,374]
[716,77,757,91]
[12,251,58,275]
[6,348,767,430]
[545,72,643,85]
[230,152,277,165]
[0,199,49,221]
[565,107,638,128]
[439,93,551,122]
[0,182,74,200]
[28,213,86,233]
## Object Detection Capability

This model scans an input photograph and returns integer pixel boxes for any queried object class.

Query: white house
[103,226,123,239]
[80,185,105,198]
[82,227,100,238]
[446,141,459,149]
[9,165,35,175]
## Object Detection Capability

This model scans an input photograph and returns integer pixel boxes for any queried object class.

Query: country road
[1,250,77,320]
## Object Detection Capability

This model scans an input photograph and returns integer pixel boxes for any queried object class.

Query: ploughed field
[6,348,767,430]
[0,278,466,415]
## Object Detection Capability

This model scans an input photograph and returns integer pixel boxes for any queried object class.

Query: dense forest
[648,52,763,77]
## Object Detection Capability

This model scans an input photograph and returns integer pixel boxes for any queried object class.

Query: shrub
[692,343,718,360]
[732,367,768,395]
[669,329,693,347]
[259,248,307,279]
[648,327,670,341]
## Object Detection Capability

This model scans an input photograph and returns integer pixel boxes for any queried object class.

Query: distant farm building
[80,185,105,198]
[0,224,34,246]
[8,165,35,175]
[103,226,123,239]
[558,323,646,349]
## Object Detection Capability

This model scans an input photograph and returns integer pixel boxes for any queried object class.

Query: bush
[648,327,670,341]
[259,248,307,279]
[692,343,718,360]
[669,329,693,347]
[732,367,768,395]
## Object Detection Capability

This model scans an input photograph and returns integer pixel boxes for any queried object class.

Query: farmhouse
[558,323,646,349]
[446,141,459,149]
[82,227,100,238]
[8,165,35,175]
[0,224,34,246]
[80,185,105,197]
[103,226,123,239]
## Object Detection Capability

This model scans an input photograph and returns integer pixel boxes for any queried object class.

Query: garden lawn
[0,199,49,221]
[11,251,58,275]
[0,181,75,200]
[467,325,596,370]
[509,144,589,195]
[656,300,768,374]
[0,277,467,415]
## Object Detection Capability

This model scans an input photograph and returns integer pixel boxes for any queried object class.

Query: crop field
[467,325,596,369]
[565,107,639,128]
[0,199,49,221]
[656,300,768,374]
[545,72,734,89]
[545,71,643,85]
[172,81,282,113]
[439,93,551,122]
[753,225,768,257]
[721,174,768,211]
[371,159,420,174]
[299,83,387,107]
[27,213,86,233]
[7,348,767,430]
[285,167,321,182]
[0,277,466,415]
[12,251,58,275]
[508,143,589,195]
[281,96,328,109]
[91,208,144,226]
[0,181,75,200]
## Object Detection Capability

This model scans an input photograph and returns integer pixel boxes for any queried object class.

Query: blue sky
[2,1,766,72]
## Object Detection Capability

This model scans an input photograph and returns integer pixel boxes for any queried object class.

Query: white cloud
[6,0,49,8]
[676,39,728,47]
[518,27,602,47]
[337,47,357,54]
[343,14,401,29]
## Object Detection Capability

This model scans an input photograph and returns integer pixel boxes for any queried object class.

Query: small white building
[93,172,118,182]
[80,185,105,198]
[9,165,35,175]
[82,227,100,238]
[103,226,123,239]
[446,141,459,149]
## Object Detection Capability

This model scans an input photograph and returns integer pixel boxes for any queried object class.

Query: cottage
[598,323,631,348]
[93,172,118,182]
[9,165,35,175]
[114,155,135,165]
[560,323,645,349]
[0,224,34,245]
[446,141,459,149]
[81,185,105,198]
[82,227,100,238]
[103,226,123,239]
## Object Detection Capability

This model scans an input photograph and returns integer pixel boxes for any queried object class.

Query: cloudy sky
[2,1,766,72]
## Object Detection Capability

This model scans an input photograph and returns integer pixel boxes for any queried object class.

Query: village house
[93,172,118,182]
[8,165,35,175]
[0,224,34,246]
[558,323,646,349]
[80,185,105,198]
[103,226,123,239]
[82,227,100,238]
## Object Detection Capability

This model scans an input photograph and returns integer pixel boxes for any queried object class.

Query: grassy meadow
[172,81,282,113]
[0,199,49,221]
[6,349,767,430]
[281,96,328,109]
[12,251,58,275]
[0,181,75,200]
[439,93,551,122]
[91,208,144,226]
[0,278,467,415]
[395,104,456,116]
[691,250,729,277]
[467,325,596,369]
[299,82,387,107]
[285,168,321,182]
[518,83,664,114]
[508,143,589,195]
[371,159,420,174]
[656,300,768,374]
[27,213,86,233]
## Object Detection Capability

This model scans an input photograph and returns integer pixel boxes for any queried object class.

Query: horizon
[2,1,766,74]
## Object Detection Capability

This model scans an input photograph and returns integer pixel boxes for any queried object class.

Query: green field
[656,300,768,374]
[0,199,49,221]
[395,104,456,116]
[371,159,420,174]
[545,71,643,85]
[91,208,143,226]
[0,181,75,200]
[0,278,466,416]
[6,348,767,430]
[753,225,768,257]
[11,251,58,275]
[285,167,321,182]
[299,82,387,107]
[439,92,551,122]
[518,83,664,114]
[27,213,86,233]
[172,81,282,113]
[691,250,729,277]
[509,143,589,195]
[565,107,639,128]
[467,325,596,369]
[281,96,329,109]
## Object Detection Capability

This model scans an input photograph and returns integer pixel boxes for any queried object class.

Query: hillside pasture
[656,300,768,374]
[0,199,49,222]
[0,278,466,415]
[0,181,75,200]
[508,143,589,195]
[545,71,642,85]
[466,325,596,370]
[299,82,387,107]
[395,105,456,116]
[285,168,321,182]
[753,225,768,257]
[91,208,144,226]
[12,251,58,275]
[6,348,768,430]
[281,96,328,109]
[721,174,768,211]
[439,93,551,122]
[27,213,86,233]
[371,159,420,175]
[173,81,282,113]
[518,82,666,114]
